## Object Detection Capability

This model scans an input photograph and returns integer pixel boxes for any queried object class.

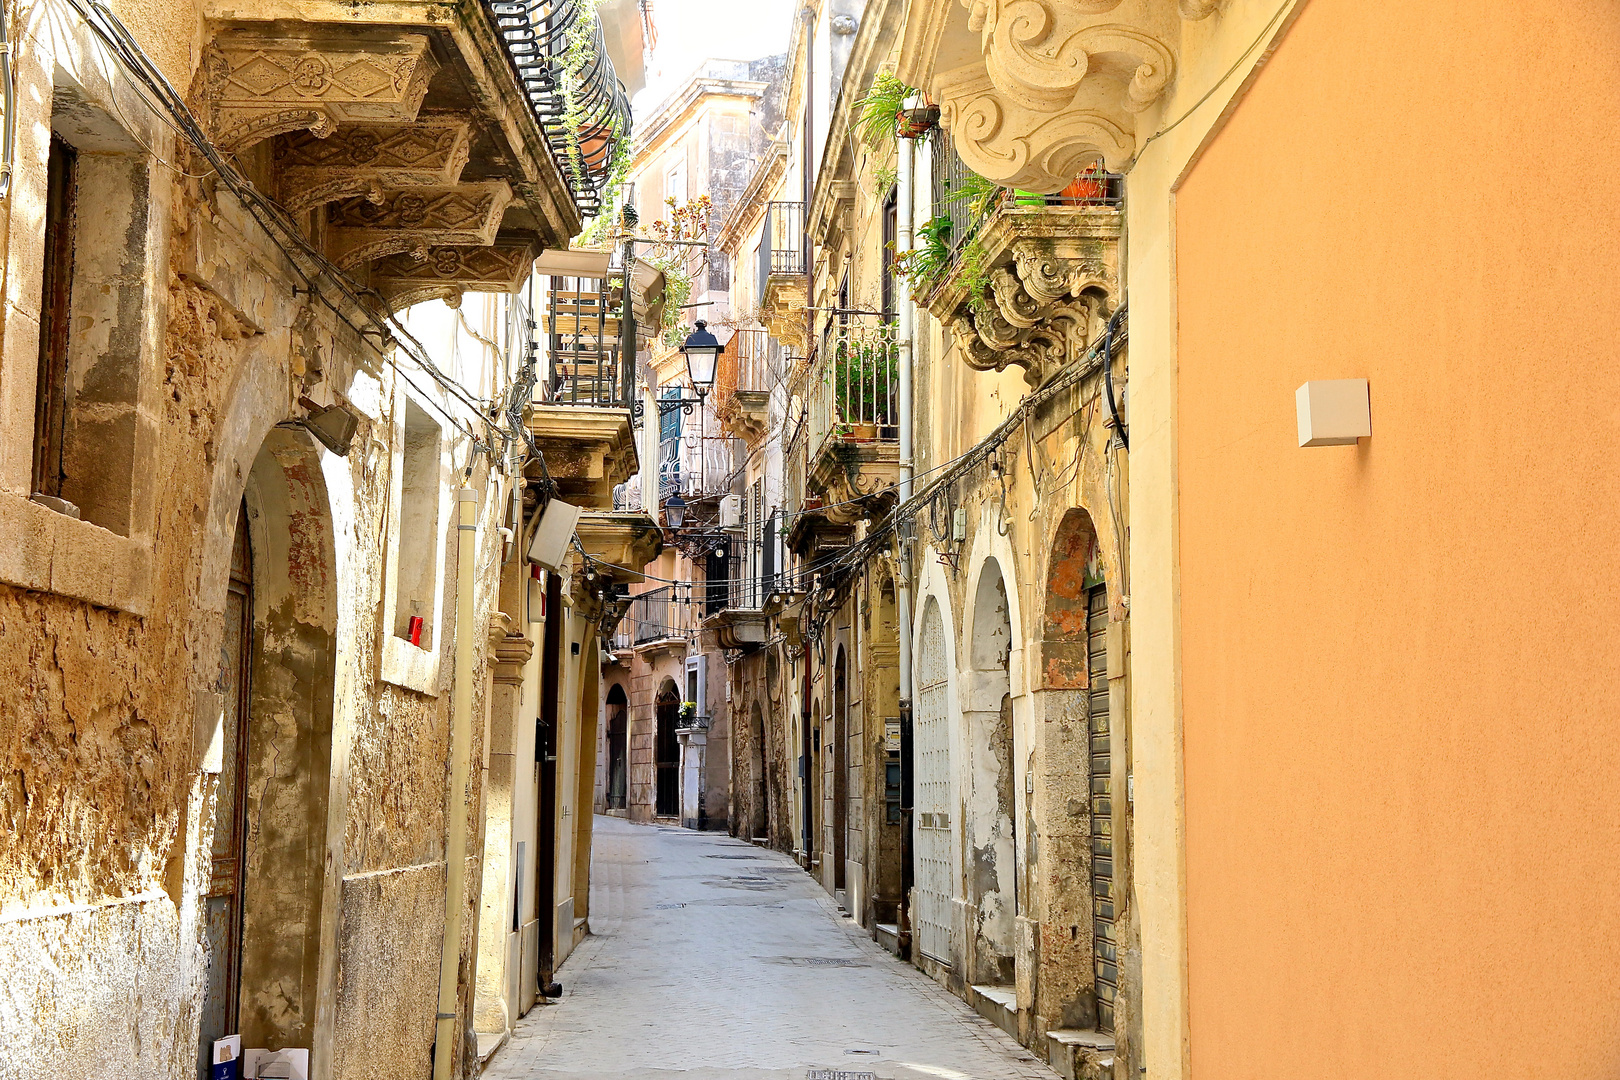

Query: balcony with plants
[853,73,1125,389]
[785,316,901,550]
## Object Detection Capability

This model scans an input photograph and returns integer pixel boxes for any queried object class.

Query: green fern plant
[854,72,916,154]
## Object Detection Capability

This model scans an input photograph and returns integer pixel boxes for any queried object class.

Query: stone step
[1044,1028,1115,1080]
[969,984,1018,1040]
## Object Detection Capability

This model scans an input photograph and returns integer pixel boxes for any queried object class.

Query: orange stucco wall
[1175,2,1620,1075]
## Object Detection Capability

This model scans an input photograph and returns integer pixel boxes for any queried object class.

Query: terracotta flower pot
[896,105,939,139]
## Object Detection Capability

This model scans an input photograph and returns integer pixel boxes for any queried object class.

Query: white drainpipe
[896,130,915,710]
[433,485,480,1080]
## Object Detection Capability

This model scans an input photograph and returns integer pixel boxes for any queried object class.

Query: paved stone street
[485,816,1057,1080]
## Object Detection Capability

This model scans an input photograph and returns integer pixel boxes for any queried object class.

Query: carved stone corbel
[369,237,537,313]
[932,0,1179,190]
[276,117,474,213]
[950,239,1116,386]
[325,182,514,269]
[1012,241,1115,307]
[198,32,437,152]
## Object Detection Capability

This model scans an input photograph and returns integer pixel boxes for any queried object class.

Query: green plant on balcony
[854,72,916,153]
[892,215,952,289]
[828,323,898,436]
[944,171,1006,222]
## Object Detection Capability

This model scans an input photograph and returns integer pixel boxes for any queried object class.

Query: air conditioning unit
[719,494,742,529]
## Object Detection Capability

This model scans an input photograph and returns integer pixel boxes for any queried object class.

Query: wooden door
[198,507,252,1075]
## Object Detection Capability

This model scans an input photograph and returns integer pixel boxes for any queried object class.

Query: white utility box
[1296,379,1371,446]
[527,498,581,570]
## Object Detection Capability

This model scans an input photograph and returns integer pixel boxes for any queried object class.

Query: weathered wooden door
[1087,582,1116,1032]
[914,602,954,965]
[198,507,252,1075]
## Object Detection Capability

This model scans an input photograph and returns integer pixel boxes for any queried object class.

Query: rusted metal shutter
[915,602,954,964]
[1088,583,1116,1032]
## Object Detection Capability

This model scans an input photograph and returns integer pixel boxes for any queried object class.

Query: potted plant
[855,72,931,152]
[680,700,697,724]
[896,101,939,139]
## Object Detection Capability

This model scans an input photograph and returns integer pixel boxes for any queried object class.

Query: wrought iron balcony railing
[542,274,631,408]
[483,0,634,217]
[931,129,1123,257]
[757,201,806,292]
[629,585,696,644]
[806,319,899,453]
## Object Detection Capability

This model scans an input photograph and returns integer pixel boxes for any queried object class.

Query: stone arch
[1035,507,1109,1032]
[606,683,628,810]
[963,556,1018,986]
[232,424,340,1055]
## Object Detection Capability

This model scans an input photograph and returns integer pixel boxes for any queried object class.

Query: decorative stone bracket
[325,181,514,269]
[910,0,1226,191]
[928,206,1121,386]
[369,237,537,313]
[199,31,438,152]
[275,117,474,213]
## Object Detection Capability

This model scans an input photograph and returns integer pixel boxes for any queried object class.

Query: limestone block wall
[0,17,515,1076]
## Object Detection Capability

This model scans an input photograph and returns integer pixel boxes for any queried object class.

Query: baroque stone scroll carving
[934,0,1183,190]
[199,32,437,151]
[276,118,474,213]
[325,182,514,269]
[949,238,1116,387]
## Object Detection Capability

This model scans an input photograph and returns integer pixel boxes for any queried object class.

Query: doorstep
[969,984,1018,1040]
[475,1030,506,1070]
[1043,1029,1114,1080]
[874,922,901,956]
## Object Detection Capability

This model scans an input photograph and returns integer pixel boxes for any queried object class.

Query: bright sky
[633,0,798,117]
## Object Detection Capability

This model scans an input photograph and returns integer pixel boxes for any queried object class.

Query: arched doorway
[198,428,339,1070]
[914,597,954,967]
[749,701,767,840]
[606,684,628,810]
[832,645,849,893]
[654,679,680,817]
[965,558,1017,985]
[1041,508,1112,1032]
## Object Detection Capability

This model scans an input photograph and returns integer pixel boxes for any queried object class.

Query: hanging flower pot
[896,104,939,139]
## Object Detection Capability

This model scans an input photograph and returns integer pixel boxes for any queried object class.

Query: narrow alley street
[485,817,1057,1080]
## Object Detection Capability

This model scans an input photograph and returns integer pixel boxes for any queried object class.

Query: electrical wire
[1131,0,1296,166]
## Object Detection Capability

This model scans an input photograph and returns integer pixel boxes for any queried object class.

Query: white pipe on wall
[896,132,916,706]
[433,485,480,1080]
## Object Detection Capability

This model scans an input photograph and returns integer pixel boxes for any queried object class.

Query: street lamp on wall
[680,320,722,394]
[664,492,687,530]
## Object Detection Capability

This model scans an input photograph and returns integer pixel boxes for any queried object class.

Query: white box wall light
[1296,379,1371,446]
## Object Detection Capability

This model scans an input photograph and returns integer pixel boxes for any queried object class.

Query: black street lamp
[680,320,722,393]
[664,492,687,530]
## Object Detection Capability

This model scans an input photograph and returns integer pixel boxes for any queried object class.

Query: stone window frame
[0,39,167,617]
[379,380,452,694]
